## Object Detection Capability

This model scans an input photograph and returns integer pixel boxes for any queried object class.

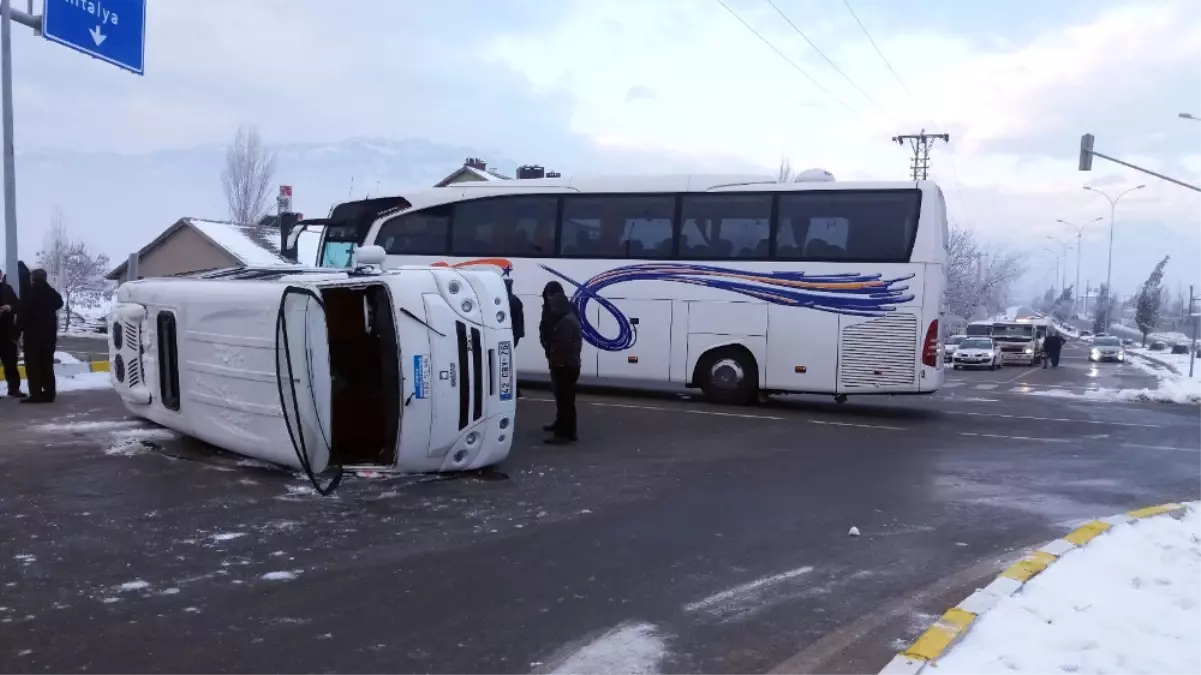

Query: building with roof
[106,217,297,282]
[433,157,512,187]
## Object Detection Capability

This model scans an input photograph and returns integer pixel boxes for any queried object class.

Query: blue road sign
[42,0,146,75]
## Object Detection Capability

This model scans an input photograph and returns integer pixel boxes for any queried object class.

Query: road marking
[808,419,905,431]
[974,384,997,390]
[683,566,814,615]
[959,432,1070,443]
[1119,442,1200,453]
[587,400,785,421]
[943,410,1158,428]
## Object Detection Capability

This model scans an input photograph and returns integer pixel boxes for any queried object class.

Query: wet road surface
[1,340,1197,674]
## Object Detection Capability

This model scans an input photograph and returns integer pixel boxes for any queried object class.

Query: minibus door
[276,287,333,475]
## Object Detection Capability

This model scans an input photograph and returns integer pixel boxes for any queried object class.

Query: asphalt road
[55,334,109,363]
[1,339,1197,674]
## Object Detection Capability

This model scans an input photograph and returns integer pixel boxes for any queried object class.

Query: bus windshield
[992,323,1034,341]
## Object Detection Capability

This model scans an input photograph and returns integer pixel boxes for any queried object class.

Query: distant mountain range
[7,137,530,265]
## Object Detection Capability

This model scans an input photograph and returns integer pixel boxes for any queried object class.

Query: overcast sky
[3,0,1199,296]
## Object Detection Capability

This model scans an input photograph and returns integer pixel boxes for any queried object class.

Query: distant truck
[990,319,1046,366]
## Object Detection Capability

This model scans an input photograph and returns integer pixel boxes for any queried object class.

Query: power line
[714,0,863,119]
[764,0,892,122]
[839,0,937,130]
[838,0,971,223]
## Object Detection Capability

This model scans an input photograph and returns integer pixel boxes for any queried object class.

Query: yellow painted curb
[0,360,110,380]
[879,502,1192,675]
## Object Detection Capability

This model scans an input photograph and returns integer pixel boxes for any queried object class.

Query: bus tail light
[921,319,940,367]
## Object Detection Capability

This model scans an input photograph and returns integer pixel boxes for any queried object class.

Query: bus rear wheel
[697,347,758,406]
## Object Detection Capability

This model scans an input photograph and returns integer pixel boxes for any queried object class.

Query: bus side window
[775,191,921,262]
[377,206,453,255]
[452,197,556,257]
[680,195,771,260]
[560,196,674,258]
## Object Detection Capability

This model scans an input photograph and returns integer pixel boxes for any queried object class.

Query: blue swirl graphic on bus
[540,263,915,352]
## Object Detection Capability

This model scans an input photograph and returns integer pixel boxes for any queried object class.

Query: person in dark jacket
[542,286,582,444]
[0,270,23,398]
[1043,331,1066,369]
[504,277,525,399]
[19,267,63,403]
[539,280,566,352]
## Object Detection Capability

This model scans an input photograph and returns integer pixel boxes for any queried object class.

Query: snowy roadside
[927,503,1200,674]
[1028,347,1201,405]
[13,371,112,393]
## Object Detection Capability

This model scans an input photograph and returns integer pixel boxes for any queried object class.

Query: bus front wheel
[697,346,759,406]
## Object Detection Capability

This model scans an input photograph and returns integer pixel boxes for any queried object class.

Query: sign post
[1,0,146,298]
[277,185,293,215]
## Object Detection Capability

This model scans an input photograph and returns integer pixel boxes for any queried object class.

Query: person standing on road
[19,267,63,404]
[540,282,581,444]
[0,270,24,398]
[504,277,525,399]
[1043,331,1066,369]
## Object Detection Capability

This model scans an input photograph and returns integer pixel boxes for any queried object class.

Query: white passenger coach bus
[108,252,516,492]
[299,171,949,404]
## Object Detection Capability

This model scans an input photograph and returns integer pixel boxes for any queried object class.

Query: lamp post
[1180,112,1200,122]
[1045,235,1071,291]
[1041,247,1062,301]
[1056,216,1102,316]
[1084,184,1145,329]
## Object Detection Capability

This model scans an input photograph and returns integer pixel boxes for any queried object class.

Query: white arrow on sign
[89,25,106,46]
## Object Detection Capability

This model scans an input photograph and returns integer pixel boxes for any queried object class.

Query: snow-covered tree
[1135,255,1169,345]
[1051,286,1074,322]
[944,223,1025,327]
[35,211,112,333]
[221,125,277,225]
[1093,283,1116,334]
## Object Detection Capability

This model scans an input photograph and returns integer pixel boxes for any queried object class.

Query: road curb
[0,359,109,381]
[878,502,1192,675]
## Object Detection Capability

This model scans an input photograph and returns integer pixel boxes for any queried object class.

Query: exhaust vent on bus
[838,313,919,390]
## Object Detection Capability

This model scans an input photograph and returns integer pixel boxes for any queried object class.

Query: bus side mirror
[353,245,387,268]
[286,225,307,251]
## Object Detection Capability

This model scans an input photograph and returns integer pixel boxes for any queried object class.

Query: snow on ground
[19,371,112,393]
[931,503,1201,675]
[544,622,667,675]
[54,351,82,365]
[1029,346,1200,405]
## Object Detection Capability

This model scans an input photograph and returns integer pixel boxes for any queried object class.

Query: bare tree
[776,157,793,183]
[221,125,277,225]
[944,223,1025,328]
[39,207,71,286]
[35,214,112,333]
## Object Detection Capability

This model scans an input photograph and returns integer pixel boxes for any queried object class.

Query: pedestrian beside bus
[540,282,581,444]
[1043,331,1066,369]
[19,266,63,403]
[0,270,23,398]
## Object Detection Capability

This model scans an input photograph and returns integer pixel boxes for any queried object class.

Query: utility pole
[892,129,950,180]
[1186,283,1196,379]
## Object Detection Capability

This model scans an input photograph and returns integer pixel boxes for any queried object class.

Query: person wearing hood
[18,266,63,403]
[540,282,582,444]
[0,269,22,398]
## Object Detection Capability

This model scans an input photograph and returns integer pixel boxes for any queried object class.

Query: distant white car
[1089,336,1125,362]
[1079,330,1094,344]
[944,334,967,362]
[952,337,1002,370]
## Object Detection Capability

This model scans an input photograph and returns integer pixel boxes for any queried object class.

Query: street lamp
[1057,216,1103,315]
[1180,112,1200,122]
[1045,235,1071,291]
[1041,246,1062,299]
[1084,184,1145,329]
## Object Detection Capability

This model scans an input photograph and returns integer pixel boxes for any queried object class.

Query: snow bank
[546,622,667,675]
[1031,381,1201,405]
[932,504,1201,674]
[54,351,82,365]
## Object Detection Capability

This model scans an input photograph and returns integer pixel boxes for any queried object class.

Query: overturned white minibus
[107,247,516,493]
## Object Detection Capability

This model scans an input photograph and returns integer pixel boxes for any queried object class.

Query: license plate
[498,341,513,401]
